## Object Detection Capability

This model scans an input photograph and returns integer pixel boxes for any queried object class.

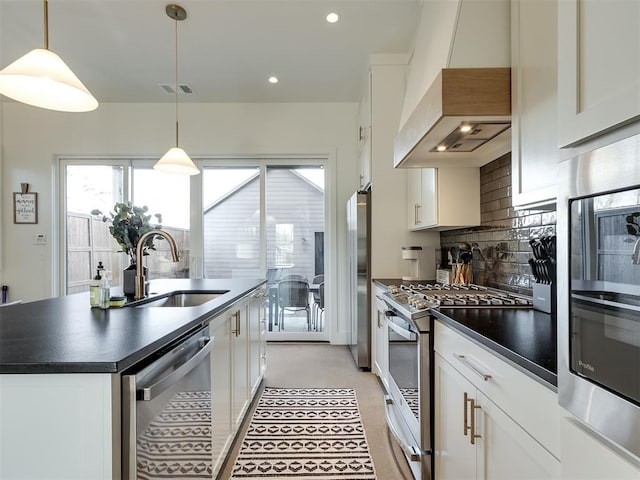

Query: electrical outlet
[34,234,46,245]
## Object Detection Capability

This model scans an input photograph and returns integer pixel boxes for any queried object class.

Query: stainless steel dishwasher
[122,325,213,479]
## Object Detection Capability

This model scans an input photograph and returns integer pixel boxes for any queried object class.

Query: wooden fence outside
[67,212,190,294]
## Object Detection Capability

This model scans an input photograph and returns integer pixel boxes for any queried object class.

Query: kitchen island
[0,278,266,479]
[0,278,264,373]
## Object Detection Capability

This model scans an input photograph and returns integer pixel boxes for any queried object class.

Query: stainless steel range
[381,283,533,480]
[383,283,533,319]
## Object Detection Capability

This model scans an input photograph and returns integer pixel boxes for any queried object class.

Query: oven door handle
[139,335,213,401]
[384,395,425,461]
[387,318,417,341]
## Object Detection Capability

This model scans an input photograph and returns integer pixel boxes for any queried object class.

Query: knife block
[532,282,555,314]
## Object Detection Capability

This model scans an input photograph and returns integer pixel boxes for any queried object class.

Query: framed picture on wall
[13,191,38,224]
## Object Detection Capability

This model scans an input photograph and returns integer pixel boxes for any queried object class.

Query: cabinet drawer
[434,320,561,458]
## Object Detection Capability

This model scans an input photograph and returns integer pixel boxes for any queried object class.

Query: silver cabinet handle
[463,392,470,436]
[469,397,481,445]
[139,336,213,401]
[231,310,241,337]
[453,353,492,381]
[384,395,424,461]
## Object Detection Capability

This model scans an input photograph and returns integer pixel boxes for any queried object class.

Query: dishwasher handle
[139,335,213,401]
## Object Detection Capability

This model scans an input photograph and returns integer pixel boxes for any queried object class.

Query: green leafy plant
[625,212,640,242]
[91,203,163,264]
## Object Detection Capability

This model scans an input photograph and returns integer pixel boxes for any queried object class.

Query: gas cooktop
[382,283,533,320]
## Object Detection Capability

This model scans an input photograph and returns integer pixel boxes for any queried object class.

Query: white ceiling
[0,0,422,104]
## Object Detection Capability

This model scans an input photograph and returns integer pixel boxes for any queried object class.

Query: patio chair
[313,282,325,331]
[281,274,308,282]
[311,275,324,329]
[277,280,311,331]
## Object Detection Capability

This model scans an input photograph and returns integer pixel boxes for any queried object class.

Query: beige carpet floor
[218,342,414,480]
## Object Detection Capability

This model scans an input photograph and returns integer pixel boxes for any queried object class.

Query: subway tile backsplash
[439,153,556,295]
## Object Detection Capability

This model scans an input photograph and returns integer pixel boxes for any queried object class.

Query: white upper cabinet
[407,168,480,231]
[558,0,640,147]
[510,0,559,207]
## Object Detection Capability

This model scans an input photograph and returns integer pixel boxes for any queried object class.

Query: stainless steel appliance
[380,283,532,480]
[383,294,434,480]
[122,325,213,479]
[559,136,640,461]
[347,189,371,369]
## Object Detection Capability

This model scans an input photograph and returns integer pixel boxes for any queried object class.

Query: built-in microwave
[559,142,640,461]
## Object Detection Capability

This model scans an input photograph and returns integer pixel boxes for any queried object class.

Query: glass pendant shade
[154,147,199,175]
[0,48,98,112]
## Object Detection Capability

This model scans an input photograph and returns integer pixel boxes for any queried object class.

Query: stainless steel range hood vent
[430,122,511,153]
[394,68,511,168]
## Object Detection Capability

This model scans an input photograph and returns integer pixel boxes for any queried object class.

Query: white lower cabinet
[231,306,249,428]
[372,284,389,390]
[248,289,268,396]
[434,320,561,480]
[210,308,234,473]
[435,354,560,480]
[0,374,118,480]
[209,288,267,477]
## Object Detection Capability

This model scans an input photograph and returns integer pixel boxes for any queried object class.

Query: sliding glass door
[202,161,327,341]
[60,157,329,341]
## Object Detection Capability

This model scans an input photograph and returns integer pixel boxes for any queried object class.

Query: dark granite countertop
[0,278,264,374]
[433,308,557,388]
[372,278,557,388]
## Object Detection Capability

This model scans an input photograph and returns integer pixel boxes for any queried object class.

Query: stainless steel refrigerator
[347,189,371,370]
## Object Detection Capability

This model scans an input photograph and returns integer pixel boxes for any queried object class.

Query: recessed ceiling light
[268,76,279,84]
[326,12,339,23]
[460,124,472,133]
[437,145,447,152]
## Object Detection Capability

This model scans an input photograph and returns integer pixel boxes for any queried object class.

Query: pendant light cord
[43,0,49,49]
[174,15,179,148]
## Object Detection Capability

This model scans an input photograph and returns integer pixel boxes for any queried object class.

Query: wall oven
[122,325,213,479]
[559,134,640,461]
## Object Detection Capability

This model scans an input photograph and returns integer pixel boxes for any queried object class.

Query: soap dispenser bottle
[90,262,105,307]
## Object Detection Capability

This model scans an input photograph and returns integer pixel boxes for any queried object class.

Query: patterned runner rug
[229,387,377,479]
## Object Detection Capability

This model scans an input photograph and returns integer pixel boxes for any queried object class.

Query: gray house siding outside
[203,168,324,282]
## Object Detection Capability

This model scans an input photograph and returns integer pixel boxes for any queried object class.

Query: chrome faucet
[135,229,180,300]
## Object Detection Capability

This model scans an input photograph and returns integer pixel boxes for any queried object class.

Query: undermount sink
[132,290,229,308]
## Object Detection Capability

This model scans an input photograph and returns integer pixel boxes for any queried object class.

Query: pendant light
[0,0,98,112]
[154,4,199,176]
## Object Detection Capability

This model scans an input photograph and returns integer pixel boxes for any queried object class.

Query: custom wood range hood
[394,67,511,168]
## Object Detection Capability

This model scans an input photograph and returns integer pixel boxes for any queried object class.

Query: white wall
[0,101,358,340]
[369,61,440,279]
